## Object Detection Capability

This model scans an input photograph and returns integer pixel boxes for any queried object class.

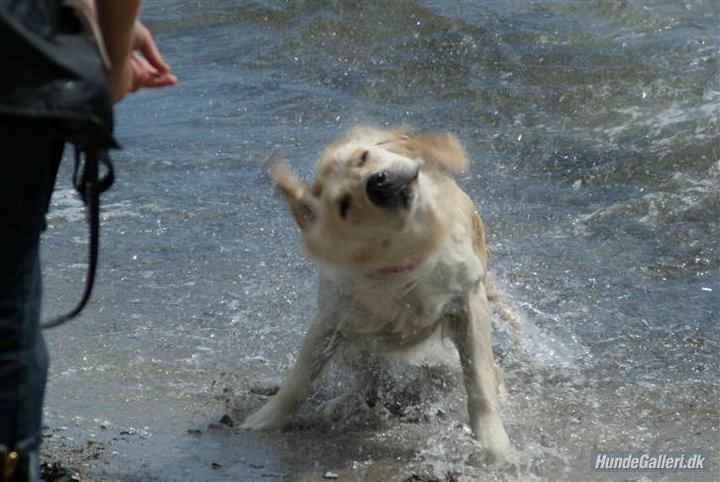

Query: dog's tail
[486,274,524,334]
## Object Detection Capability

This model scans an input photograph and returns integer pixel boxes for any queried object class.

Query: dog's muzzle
[365,168,419,210]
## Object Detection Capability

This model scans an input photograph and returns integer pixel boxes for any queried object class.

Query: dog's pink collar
[372,261,422,276]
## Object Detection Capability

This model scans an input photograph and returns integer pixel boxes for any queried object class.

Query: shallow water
[41,1,718,480]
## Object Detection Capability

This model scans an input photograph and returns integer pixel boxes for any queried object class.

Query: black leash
[41,145,114,329]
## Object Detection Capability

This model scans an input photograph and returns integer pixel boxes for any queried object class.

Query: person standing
[0,1,176,480]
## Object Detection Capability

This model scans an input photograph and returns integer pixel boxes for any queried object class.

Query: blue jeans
[0,121,62,481]
[0,244,46,481]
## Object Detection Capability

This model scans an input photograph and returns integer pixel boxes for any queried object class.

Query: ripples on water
[41,1,718,480]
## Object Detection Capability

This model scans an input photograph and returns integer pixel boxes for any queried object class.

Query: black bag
[0,0,117,327]
[0,1,115,145]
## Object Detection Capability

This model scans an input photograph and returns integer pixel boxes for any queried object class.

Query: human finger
[134,21,170,74]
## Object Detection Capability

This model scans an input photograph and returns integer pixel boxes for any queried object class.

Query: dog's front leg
[242,320,339,431]
[448,283,515,463]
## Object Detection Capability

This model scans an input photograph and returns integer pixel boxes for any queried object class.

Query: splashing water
[41,1,718,480]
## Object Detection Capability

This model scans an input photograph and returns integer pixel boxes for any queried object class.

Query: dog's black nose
[367,171,390,191]
[366,170,417,209]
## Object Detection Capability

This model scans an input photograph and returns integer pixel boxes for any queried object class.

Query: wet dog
[242,126,515,463]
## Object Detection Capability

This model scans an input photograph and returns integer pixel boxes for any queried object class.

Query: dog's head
[267,126,468,270]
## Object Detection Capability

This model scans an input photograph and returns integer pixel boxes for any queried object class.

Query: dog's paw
[483,443,520,466]
[241,401,290,431]
[474,421,519,466]
[468,443,523,474]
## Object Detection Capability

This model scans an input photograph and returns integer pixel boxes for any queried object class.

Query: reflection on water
[41,1,718,480]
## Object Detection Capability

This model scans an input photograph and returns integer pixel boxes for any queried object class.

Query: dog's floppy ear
[265,154,317,231]
[402,132,469,174]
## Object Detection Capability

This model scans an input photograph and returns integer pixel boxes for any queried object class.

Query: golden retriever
[242,126,515,463]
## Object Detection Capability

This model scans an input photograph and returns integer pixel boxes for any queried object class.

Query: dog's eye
[339,195,351,219]
[357,150,369,167]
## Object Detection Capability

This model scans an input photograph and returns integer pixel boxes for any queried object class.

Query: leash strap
[41,145,114,329]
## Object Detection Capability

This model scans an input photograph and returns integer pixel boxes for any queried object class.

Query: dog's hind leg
[447,283,516,464]
[318,349,390,420]
[242,320,339,431]
[355,352,389,407]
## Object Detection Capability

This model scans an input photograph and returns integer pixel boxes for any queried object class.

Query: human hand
[106,21,177,103]
[130,22,177,90]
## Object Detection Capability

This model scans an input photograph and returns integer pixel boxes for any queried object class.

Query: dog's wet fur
[242,126,516,463]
